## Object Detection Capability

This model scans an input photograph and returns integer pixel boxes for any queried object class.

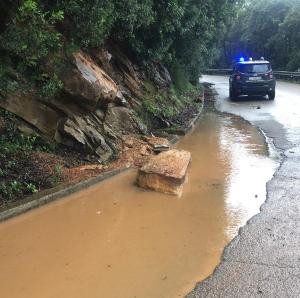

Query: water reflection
[219,116,276,238]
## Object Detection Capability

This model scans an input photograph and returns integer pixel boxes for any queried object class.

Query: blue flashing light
[239,57,245,62]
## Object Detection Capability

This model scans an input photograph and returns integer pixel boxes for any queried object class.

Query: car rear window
[238,64,271,73]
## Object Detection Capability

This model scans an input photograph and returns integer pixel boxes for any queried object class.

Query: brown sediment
[0,111,277,298]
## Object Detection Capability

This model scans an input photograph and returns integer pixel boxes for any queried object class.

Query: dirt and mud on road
[0,102,277,298]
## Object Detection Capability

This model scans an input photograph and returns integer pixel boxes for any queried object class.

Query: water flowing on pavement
[0,108,278,298]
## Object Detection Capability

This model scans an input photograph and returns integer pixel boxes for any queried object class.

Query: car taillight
[269,73,273,79]
[236,75,241,81]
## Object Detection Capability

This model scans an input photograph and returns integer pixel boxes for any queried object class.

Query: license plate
[249,76,262,81]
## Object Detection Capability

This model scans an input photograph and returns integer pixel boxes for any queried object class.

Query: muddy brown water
[0,111,277,298]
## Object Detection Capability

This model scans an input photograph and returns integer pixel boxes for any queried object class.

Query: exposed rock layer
[0,46,172,161]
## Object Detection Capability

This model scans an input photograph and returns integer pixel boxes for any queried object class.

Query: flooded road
[0,109,277,298]
[202,75,300,147]
[186,76,300,297]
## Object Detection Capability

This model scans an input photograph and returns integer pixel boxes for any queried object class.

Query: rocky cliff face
[0,45,172,162]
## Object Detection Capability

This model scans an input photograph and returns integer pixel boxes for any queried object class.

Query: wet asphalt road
[187,75,300,297]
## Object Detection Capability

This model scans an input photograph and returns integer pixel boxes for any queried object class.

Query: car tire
[269,91,275,100]
[230,88,238,101]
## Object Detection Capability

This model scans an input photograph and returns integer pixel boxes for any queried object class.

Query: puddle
[0,111,278,298]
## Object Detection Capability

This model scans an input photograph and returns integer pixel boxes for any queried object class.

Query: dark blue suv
[229,59,276,100]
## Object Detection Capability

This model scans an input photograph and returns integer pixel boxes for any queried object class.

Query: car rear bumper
[233,81,275,95]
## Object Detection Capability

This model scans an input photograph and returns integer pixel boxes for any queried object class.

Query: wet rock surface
[104,104,140,135]
[61,51,119,108]
[57,114,114,162]
[0,91,61,137]
[150,62,172,88]
[137,149,191,196]
[188,76,300,298]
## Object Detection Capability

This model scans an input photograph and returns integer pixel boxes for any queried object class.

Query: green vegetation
[0,1,242,204]
[0,0,64,98]
[0,109,61,207]
[0,0,241,97]
[46,164,63,187]
[0,109,55,154]
[217,0,300,70]
[141,82,203,129]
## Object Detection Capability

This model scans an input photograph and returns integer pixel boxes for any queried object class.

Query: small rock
[140,145,150,156]
[153,144,170,153]
[257,106,261,109]
[124,139,134,148]
[115,91,129,107]
[126,162,132,168]
[95,109,105,121]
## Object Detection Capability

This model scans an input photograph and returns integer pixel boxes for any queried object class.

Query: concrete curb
[0,167,130,222]
[177,99,204,135]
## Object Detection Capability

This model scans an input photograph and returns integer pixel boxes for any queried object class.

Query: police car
[229,58,276,100]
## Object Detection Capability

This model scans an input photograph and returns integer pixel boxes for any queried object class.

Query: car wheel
[229,87,233,99]
[230,88,238,100]
[269,91,275,100]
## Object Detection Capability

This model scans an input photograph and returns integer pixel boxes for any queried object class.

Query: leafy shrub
[0,149,63,206]
[141,82,200,127]
[46,164,62,187]
[25,182,38,193]
[0,57,19,98]
[0,0,64,98]
[170,62,190,93]
[55,0,114,49]
[0,109,55,154]
[37,73,64,99]
[1,0,63,67]
[0,0,239,99]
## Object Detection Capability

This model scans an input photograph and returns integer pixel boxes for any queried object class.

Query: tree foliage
[0,0,241,97]
[218,0,300,70]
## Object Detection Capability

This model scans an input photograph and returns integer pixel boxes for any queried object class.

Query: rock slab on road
[137,149,191,196]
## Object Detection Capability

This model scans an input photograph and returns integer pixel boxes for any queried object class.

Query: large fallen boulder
[60,51,119,108]
[137,149,191,196]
